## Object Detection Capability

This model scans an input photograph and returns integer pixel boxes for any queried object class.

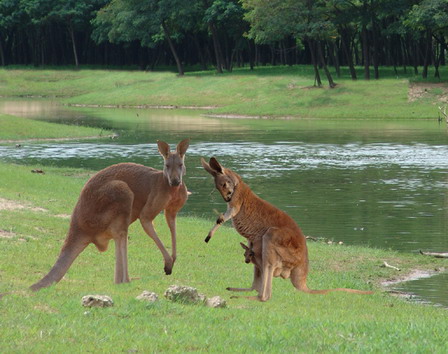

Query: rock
[205,296,227,308]
[164,285,204,304]
[81,295,114,308]
[136,291,159,302]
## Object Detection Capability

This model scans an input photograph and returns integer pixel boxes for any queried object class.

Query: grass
[0,161,447,352]
[1,65,447,120]
[0,113,105,141]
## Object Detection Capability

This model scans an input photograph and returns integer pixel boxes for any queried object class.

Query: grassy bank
[0,113,104,142]
[1,66,447,119]
[1,161,447,352]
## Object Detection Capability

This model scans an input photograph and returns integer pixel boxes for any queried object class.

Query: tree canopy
[0,0,447,81]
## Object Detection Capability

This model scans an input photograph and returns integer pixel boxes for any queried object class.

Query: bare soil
[0,197,46,213]
[408,82,448,103]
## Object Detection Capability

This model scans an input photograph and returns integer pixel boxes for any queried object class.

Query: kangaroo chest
[231,206,269,242]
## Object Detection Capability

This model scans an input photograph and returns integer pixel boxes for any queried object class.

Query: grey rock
[206,296,227,308]
[136,291,159,302]
[164,285,204,304]
[81,295,114,308]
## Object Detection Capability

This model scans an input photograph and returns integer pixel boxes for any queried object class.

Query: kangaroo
[201,157,373,302]
[30,139,190,292]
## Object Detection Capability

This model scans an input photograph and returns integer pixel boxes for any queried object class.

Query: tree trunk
[248,39,254,70]
[327,41,340,78]
[307,39,322,87]
[340,28,357,80]
[371,20,379,79]
[0,36,5,66]
[361,24,370,80]
[318,41,336,88]
[68,21,79,68]
[413,40,419,75]
[209,22,223,74]
[434,42,440,79]
[161,21,184,76]
[422,30,431,79]
[192,35,207,70]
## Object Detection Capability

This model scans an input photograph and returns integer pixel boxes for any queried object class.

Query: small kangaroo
[201,157,373,302]
[30,139,190,292]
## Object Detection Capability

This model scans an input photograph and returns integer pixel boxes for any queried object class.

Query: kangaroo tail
[301,287,373,295]
[30,240,88,292]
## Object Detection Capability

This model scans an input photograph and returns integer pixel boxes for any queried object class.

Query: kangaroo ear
[240,242,249,251]
[176,138,189,157]
[209,157,224,174]
[201,157,217,176]
[157,140,170,159]
[228,170,240,186]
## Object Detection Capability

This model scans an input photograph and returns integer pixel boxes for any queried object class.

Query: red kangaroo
[201,157,373,302]
[30,139,189,291]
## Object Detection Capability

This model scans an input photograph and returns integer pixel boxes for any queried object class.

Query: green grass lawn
[0,113,104,142]
[0,161,447,352]
[1,65,447,120]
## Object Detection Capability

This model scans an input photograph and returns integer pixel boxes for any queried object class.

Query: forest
[1,0,447,85]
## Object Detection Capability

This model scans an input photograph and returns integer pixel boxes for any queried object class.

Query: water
[1,100,447,305]
[393,272,448,308]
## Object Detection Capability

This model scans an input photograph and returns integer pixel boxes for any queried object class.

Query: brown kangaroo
[30,139,190,292]
[201,157,373,302]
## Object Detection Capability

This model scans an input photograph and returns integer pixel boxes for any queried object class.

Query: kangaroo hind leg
[111,218,131,284]
[104,182,134,284]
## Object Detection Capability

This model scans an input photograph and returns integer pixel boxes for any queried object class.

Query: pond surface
[1,100,447,306]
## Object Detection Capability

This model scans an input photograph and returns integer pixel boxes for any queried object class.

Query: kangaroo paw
[164,264,173,275]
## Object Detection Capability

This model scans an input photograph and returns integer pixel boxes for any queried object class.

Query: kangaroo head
[158,139,190,187]
[201,157,239,202]
[240,242,254,264]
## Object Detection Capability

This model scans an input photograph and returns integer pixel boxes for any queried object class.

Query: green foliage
[405,0,448,34]
[91,0,200,47]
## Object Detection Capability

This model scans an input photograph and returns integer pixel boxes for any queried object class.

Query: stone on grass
[205,296,227,308]
[81,295,114,308]
[164,285,205,304]
[136,291,159,302]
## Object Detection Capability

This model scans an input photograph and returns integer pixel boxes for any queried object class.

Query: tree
[243,0,337,88]
[48,0,107,67]
[405,0,448,78]
[203,0,246,73]
[92,0,200,75]
[0,0,25,65]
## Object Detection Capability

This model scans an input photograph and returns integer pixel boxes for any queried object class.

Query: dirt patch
[203,113,293,120]
[0,229,16,238]
[408,82,448,103]
[0,197,47,213]
[381,267,446,288]
[381,267,446,302]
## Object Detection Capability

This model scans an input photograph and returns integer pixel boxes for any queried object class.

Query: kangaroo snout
[170,179,181,187]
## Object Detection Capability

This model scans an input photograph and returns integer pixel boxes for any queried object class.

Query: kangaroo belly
[232,215,268,241]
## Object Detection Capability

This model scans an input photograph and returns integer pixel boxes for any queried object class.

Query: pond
[1,99,447,306]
